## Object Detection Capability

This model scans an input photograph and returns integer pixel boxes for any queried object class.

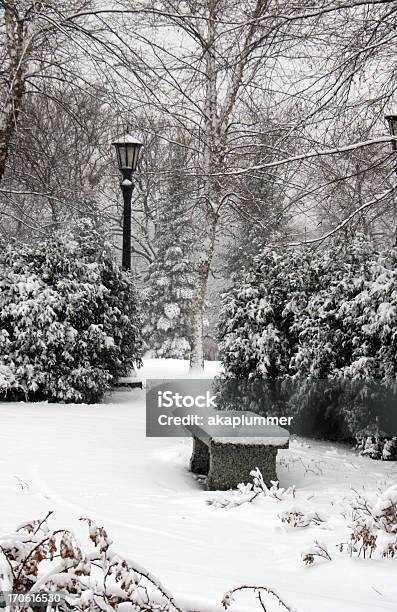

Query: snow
[212,436,288,446]
[0,358,396,612]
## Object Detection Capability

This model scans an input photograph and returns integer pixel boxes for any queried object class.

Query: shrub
[0,220,142,403]
[302,540,332,564]
[356,436,397,460]
[0,512,182,612]
[218,248,315,380]
[218,237,397,442]
[290,241,397,440]
[340,486,397,559]
[279,506,324,528]
[207,467,295,509]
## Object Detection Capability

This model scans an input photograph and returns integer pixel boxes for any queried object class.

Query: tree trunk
[0,2,30,185]
[189,214,217,371]
[189,4,221,372]
[190,277,205,371]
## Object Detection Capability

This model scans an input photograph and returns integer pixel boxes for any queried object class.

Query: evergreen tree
[218,237,397,442]
[218,247,316,379]
[142,146,195,358]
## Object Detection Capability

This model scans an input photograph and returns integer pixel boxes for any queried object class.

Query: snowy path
[0,359,396,612]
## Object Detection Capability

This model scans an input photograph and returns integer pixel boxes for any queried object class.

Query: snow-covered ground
[0,359,396,612]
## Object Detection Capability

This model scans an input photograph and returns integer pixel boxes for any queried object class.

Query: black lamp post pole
[121,169,133,271]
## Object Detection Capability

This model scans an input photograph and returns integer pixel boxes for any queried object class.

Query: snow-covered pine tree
[142,145,195,359]
[0,219,142,403]
[290,236,377,378]
[218,236,397,443]
[218,247,316,379]
[291,238,397,439]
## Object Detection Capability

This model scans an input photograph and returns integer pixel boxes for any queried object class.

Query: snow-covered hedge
[218,237,397,442]
[0,221,142,403]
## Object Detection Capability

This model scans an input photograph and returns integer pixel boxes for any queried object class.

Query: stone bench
[182,410,289,490]
[114,366,143,389]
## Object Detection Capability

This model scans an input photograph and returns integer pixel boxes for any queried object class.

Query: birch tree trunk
[189,214,218,370]
[189,0,221,371]
[0,2,31,184]
[189,263,207,371]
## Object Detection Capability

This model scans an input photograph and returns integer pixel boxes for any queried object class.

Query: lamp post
[112,131,144,271]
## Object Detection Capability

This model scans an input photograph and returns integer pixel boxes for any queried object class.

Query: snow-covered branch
[217,136,397,177]
[281,183,397,246]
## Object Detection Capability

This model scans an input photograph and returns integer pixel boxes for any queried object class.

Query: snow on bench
[177,408,290,491]
[114,367,143,389]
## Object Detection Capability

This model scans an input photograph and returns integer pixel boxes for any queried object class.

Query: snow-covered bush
[302,540,332,564]
[0,364,19,396]
[0,512,182,612]
[382,437,397,460]
[207,467,295,508]
[0,220,142,403]
[250,467,296,500]
[355,436,397,460]
[218,248,316,380]
[207,482,260,509]
[279,506,324,528]
[340,486,397,559]
[218,237,397,443]
[291,241,397,439]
